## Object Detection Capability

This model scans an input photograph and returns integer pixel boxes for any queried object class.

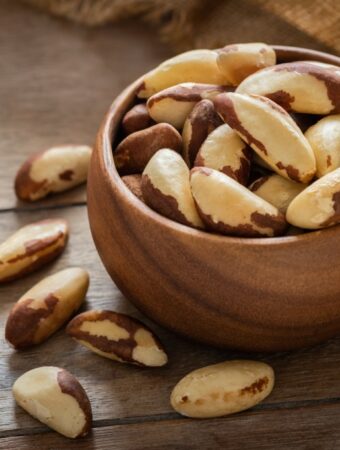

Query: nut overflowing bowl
[88,45,340,352]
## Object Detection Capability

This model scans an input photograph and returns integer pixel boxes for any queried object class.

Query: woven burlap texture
[22,0,340,54]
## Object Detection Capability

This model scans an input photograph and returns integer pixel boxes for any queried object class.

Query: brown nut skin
[15,145,92,202]
[121,103,154,135]
[5,268,89,350]
[147,83,231,129]
[67,310,168,367]
[13,366,92,438]
[121,174,144,202]
[237,61,340,114]
[142,149,204,229]
[0,219,68,283]
[182,99,223,167]
[194,123,252,185]
[190,167,287,237]
[114,123,182,175]
[217,43,276,86]
[213,92,316,183]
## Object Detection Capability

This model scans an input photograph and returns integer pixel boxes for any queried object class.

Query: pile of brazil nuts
[114,42,340,238]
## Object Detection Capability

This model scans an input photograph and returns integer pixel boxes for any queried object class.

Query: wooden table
[1,2,340,448]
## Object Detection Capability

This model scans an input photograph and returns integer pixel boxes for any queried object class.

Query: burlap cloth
[22,0,340,54]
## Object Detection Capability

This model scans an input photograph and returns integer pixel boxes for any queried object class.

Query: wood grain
[0,0,170,211]
[2,403,340,449]
[2,207,340,438]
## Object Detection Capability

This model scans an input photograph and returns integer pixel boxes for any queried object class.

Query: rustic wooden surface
[1,1,340,449]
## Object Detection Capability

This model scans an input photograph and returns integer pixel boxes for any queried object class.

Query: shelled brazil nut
[0,219,68,283]
[112,41,340,238]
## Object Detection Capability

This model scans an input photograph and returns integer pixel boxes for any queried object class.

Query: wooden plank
[1,206,340,435]
[2,402,340,449]
[0,0,171,210]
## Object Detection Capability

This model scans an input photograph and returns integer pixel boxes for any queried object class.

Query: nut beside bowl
[88,46,340,352]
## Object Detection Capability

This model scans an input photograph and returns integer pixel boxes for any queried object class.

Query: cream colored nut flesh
[137,49,230,98]
[67,310,168,367]
[217,43,276,86]
[0,219,68,283]
[237,61,340,114]
[142,149,204,228]
[5,268,89,349]
[249,174,306,214]
[114,123,182,175]
[286,168,340,229]
[305,115,340,178]
[182,99,223,167]
[170,360,274,418]
[195,123,252,185]
[190,167,286,237]
[15,145,92,202]
[13,367,92,438]
[147,83,229,129]
[213,92,316,183]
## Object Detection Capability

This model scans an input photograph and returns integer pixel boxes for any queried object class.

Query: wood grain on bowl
[88,46,340,352]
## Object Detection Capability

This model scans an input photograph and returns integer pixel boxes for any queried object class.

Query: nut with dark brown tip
[5,268,89,349]
[121,174,144,202]
[13,366,92,438]
[147,83,229,129]
[237,61,340,114]
[190,167,286,237]
[114,123,182,175]
[121,103,154,134]
[67,310,168,367]
[0,219,68,283]
[194,123,252,185]
[142,149,204,229]
[182,99,223,167]
[170,360,274,418]
[217,43,276,86]
[15,145,92,202]
[213,92,316,183]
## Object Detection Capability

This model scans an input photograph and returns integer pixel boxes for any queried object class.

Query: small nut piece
[0,219,68,283]
[67,310,168,367]
[5,268,89,349]
[142,149,204,228]
[15,145,92,202]
[217,43,276,85]
[237,61,340,114]
[137,49,230,98]
[170,360,274,418]
[213,93,316,183]
[191,167,286,237]
[182,99,223,167]
[250,174,306,214]
[121,174,144,202]
[195,124,252,185]
[305,115,340,178]
[121,103,154,134]
[114,123,182,175]
[147,83,228,129]
[286,168,340,229]
[13,366,92,438]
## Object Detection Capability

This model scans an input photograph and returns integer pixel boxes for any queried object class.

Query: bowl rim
[98,45,340,248]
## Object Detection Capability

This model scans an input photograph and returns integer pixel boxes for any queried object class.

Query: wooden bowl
[88,46,340,352]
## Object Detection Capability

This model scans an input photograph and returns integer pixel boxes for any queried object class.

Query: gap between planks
[1,397,340,439]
